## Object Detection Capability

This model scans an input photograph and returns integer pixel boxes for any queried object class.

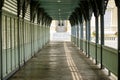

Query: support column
[99,0,106,69]
[71,26,73,42]
[33,24,35,56]
[0,1,4,79]
[17,14,21,68]
[78,22,80,48]
[41,24,44,48]
[75,24,77,45]
[22,19,25,64]
[77,23,79,47]
[117,7,120,80]
[85,21,88,55]
[48,26,50,42]
[43,25,45,46]
[73,26,75,43]
[0,9,3,80]
[45,25,47,44]
[87,20,91,57]
[72,26,74,42]
[39,24,42,49]
[80,22,83,51]
[37,23,40,51]
[100,13,104,69]
[30,22,33,57]
[72,25,74,43]
[95,16,99,64]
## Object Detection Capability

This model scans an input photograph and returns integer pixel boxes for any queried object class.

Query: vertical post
[44,25,46,44]
[45,25,46,44]
[48,26,50,42]
[38,25,40,49]
[17,15,20,68]
[10,17,12,71]
[71,26,73,42]
[32,22,36,56]
[95,16,99,64]
[72,26,75,43]
[43,24,45,45]
[80,22,83,51]
[85,21,88,55]
[87,20,91,57]
[40,24,42,49]
[72,26,73,42]
[43,25,44,46]
[39,24,41,49]
[5,16,8,74]
[0,9,3,80]
[73,26,74,43]
[46,25,47,44]
[100,14,104,69]
[100,0,105,69]
[74,24,76,45]
[118,7,120,80]
[78,22,80,48]
[42,25,43,47]
[30,22,33,57]
[77,23,79,47]
[14,19,16,68]
[37,24,39,50]
[47,25,48,43]
[75,24,77,45]
[0,1,4,79]
[17,0,22,69]
[22,19,25,64]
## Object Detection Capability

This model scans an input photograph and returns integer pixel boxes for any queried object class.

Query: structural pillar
[80,22,83,51]
[85,21,88,55]
[117,6,120,80]
[30,22,33,57]
[17,9,21,69]
[0,7,3,80]
[87,20,91,57]
[71,26,73,42]
[77,22,79,47]
[100,13,104,69]
[78,22,81,48]
[22,18,25,64]
[73,24,76,44]
[100,0,106,69]
[95,16,99,64]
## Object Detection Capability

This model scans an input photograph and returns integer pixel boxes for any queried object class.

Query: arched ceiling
[38,0,80,20]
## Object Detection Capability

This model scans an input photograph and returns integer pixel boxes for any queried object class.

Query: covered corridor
[0,0,120,80]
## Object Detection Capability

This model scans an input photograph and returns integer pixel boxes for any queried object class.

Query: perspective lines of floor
[10,42,111,80]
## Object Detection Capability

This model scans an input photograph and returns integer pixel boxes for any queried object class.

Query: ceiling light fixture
[57,0,61,3]
[58,9,61,11]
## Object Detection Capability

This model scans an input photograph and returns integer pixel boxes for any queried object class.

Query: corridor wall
[0,0,51,80]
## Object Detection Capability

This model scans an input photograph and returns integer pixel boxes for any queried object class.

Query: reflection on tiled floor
[9,42,111,80]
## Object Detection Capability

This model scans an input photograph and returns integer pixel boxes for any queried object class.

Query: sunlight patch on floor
[64,42,83,80]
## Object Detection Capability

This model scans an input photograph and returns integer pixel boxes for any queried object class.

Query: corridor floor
[10,42,112,80]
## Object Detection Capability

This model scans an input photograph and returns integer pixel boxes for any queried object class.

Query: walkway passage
[10,42,111,80]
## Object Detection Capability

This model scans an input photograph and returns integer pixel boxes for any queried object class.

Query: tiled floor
[9,42,112,80]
